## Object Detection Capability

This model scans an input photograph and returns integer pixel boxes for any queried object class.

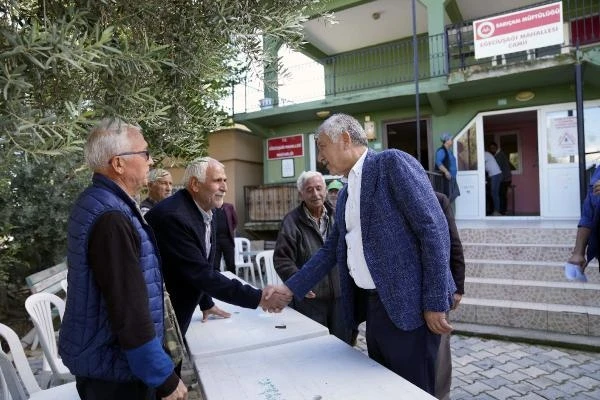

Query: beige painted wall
[208,127,263,232]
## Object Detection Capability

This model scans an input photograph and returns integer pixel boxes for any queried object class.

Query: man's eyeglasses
[109,150,151,164]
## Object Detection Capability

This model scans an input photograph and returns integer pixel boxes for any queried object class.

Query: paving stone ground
[352,327,600,400]
[27,330,600,399]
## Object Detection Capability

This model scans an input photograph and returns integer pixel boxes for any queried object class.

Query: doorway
[483,111,539,216]
[384,119,429,170]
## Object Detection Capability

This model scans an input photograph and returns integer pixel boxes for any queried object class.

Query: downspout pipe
[412,0,421,163]
[575,54,586,208]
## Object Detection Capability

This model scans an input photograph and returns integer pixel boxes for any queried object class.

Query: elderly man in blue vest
[272,113,455,395]
[59,118,187,400]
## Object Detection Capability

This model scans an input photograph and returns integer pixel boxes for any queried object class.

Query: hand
[451,293,462,310]
[305,290,316,299]
[424,311,453,335]
[444,171,451,180]
[162,379,187,400]
[202,305,231,322]
[260,284,293,312]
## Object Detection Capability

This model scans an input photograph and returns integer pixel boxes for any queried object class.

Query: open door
[455,109,540,218]
[455,118,482,218]
[483,111,539,216]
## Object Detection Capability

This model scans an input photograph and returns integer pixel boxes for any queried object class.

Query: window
[456,122,478,171]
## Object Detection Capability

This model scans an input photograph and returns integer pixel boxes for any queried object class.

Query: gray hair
[316,113,368,146]
[84,118,140,170]
[296,171,325,191]
[148,168,171,183]
[183,156,224,186]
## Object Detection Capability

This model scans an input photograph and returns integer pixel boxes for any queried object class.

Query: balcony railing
[228,0,600,115]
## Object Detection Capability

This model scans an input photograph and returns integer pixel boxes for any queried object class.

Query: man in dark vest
[59,118,186,400]
[435,132,460,207]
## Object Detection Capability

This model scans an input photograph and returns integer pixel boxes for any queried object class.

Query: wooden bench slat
[25,262,67,294]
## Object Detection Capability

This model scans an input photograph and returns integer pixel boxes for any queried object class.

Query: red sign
[267,135,304,160]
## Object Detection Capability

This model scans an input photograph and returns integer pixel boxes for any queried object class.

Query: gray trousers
[435,323,452,400]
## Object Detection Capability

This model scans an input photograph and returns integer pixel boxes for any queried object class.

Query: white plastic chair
[0,323,77,399]
[59,279,67,294]
[24,293,73,384]
[234,237,263,286]
[256,250,282,286]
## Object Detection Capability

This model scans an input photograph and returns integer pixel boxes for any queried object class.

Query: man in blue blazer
[275,114,455,395]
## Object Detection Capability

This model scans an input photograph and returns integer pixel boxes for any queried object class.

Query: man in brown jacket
[435,192,466,400]
[274,171,352,344]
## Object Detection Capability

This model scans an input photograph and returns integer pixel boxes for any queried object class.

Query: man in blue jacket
[272,113,455,395]
[59,118,186,400]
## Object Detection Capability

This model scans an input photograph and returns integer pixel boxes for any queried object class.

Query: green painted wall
[432,84,600,141]
[261,81,600,185]
[263,120,318,184]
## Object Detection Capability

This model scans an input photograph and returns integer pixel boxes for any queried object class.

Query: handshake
[259,284,294,313]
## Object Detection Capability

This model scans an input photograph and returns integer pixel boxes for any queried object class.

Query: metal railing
[244,183,299,223]
[426,171,446,194]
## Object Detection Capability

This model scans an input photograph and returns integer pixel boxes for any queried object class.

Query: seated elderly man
[274,171,352,344]
[140,168,173,215]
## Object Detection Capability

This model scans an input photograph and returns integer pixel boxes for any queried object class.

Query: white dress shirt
[344,149,376,289]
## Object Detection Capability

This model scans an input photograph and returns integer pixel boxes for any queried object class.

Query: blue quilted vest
[59,174,164,381]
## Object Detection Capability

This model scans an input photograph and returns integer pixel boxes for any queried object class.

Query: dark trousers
[213,237,236,272]
[365,292,440,395]
[76,377,155,400]
[499,180,511,214]
[292,297,353,344]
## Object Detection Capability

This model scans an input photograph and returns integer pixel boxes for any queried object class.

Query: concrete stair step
[452,297,600,337]
[458,227,576,245]
[466,259,600,283]
[464,277,600,307]
[463,243,572,262]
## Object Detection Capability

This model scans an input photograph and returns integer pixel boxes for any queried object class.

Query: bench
[22,261,67,350]
[25,261,67,295]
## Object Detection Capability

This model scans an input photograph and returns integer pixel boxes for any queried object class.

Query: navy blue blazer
[286,149,455,331]
[146,189,262,334]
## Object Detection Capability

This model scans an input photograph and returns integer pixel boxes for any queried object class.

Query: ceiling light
[515,91,535,102]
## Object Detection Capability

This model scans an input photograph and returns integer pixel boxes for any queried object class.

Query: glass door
[455,117,484,218]
[539,107,581,218]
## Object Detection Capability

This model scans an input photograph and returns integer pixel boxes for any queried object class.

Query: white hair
[147,168,171,183]
[84,118,140,170]
[316,113,368,146]
[183,156,224,186]
[296,170,325,191]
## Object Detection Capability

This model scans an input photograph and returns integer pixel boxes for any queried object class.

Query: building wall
[208,127,263,232]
